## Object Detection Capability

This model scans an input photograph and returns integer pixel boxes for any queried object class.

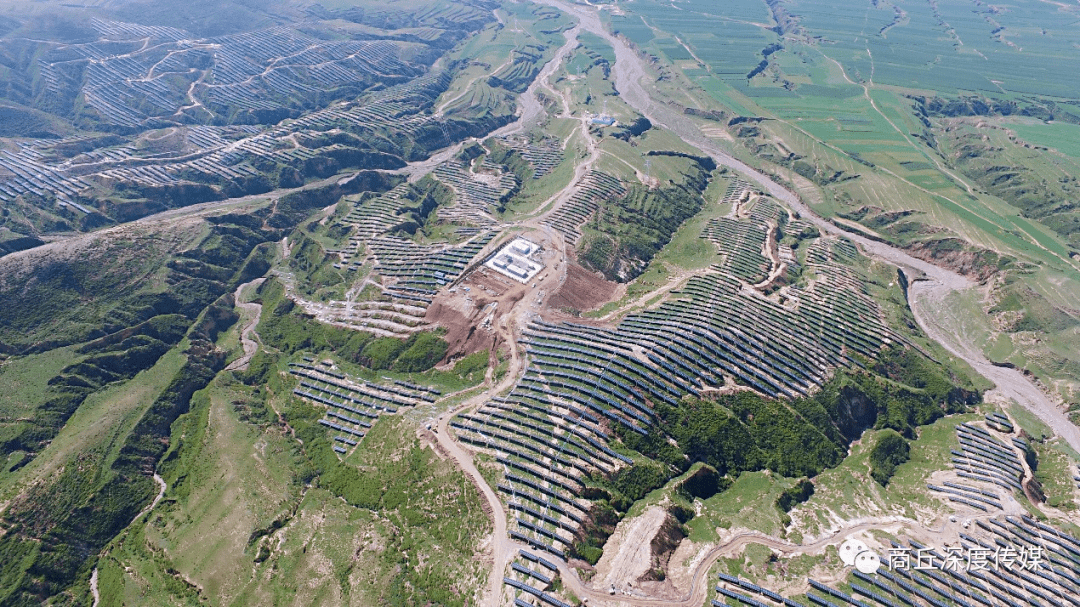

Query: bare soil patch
[905,240,1002,281]
[426,300,497,362]
[593,506,670,593]
[427,266,532,364]
[549,260,620,312]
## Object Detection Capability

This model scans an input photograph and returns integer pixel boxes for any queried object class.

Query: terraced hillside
[602,0,1080,410]
[701,410,1080,607]
[2,1,1080,607]
[3,2,491,128]
[280,136,538,336]
[453,183,971,591]
[0,0,544,246]
[0,1,578,604]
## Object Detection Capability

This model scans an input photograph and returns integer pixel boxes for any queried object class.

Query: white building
[484,237,544,284]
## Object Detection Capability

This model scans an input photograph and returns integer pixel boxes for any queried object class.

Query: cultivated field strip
[541,170,626,244]
[288,361,438,456]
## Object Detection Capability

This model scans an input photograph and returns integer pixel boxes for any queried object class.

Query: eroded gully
[534,0,1080,457]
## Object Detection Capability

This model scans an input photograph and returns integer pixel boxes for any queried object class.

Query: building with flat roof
[484,237,544,284]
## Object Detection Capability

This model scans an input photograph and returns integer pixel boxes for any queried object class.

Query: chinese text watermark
[887,546,1043,572]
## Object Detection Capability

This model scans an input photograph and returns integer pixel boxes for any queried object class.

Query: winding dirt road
[533,0,1078,457]
[910,280,1080,453]
[91,473,167,606]
[225,277,266,372]
[544,515,945,607]
[142,473,167,522]
[493,25,582,139]
[90,568,100,607]
[426,26,600,606]
[432,250,548,606]
[54,5,1076,605]
[419,2,1080,606]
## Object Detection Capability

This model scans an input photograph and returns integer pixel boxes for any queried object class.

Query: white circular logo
[840,539,867,566]
[855,551,881,574]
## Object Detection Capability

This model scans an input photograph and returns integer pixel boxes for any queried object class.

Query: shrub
[612,460,667,502]
[361,337,409,370]
[676,464,722,500]
[395,332,449,372]
[869,430,910,486]
[577,545,603,566]
[776,479,814,512]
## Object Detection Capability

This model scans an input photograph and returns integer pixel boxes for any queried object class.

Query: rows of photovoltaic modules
[658,238,899,397]
[335,135,561,244]
[369,232,496,305]
[288,360,439,455]
[703,197,789,283]
[433,158,520,227]
[946,422,1027,498]
[0,67,452,208]
[314,180,493,335]
[496,136,563,179]
[38,11,489,126]
[78,27,412,124]
[541,171,627,244]
[722,179,753,205]
[453,183,906,601]
[715,513,1080,607]
[465,272,900,594]
[503,549,572,607]
[320,136,565,335]
[712,182,807,279]
[920,418,1029,513]
[337,182,497,303]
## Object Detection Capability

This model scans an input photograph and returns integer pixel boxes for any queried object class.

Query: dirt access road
[91,473,166,607]
[424,2,1080,605]
[432,244,561,606]
[225,277,266,372]
[427,24,601,606]
[534,0,1080,457]
[543,515,946,607]
[910,280,1080,452]
[395,22,582,186]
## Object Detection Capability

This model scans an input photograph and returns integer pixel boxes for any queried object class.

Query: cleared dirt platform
[549,260,620,313]
[426,299,498,362]
[426,264,532,364]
